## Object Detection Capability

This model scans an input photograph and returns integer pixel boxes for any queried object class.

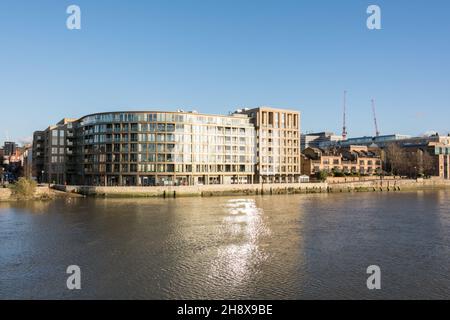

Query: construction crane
[342,90,348,140]
[371,98,380,137]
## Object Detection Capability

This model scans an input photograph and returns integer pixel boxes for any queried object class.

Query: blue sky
[1,0,449,145]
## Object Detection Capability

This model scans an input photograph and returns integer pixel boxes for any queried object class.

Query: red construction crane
[371,98,380,137]
[342,91,348,140]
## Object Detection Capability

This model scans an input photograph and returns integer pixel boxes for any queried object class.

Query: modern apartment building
[33,110,282,186]
[32,118,77,184]
[33,108,302,186]
[238,107,301,183]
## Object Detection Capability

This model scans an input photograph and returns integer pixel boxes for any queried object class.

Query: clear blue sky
[1,0,449,145]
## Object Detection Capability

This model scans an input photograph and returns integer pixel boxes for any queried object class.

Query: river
[1,190,450,299]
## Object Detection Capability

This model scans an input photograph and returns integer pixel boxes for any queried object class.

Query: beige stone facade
[241,107,301,183]
[302,145,382,176]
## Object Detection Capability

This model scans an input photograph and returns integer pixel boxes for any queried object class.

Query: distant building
[302,145,382,177]
[383,134,450,179]
[340,134,412,147]
[0,148,4,184]
[0,142,27,182]
[3,142,18,156]
[22,146,33,179]
[301,132,343,151]
[333,133,450,179]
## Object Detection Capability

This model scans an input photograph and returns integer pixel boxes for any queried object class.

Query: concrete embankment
[327,178,450,192]
[52,178,450,198]
[54,183,328,198]
[53,179,450,198]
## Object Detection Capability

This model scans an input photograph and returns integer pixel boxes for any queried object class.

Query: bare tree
[421,150,437,177]
[384,143,406,175]
[405,150,420,178]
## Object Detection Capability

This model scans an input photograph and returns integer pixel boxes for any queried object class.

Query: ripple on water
[1,192,450,299]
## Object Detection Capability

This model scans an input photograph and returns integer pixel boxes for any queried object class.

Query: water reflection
[210,199,270,288]
[1,191,450,299]
[0,200,53,215]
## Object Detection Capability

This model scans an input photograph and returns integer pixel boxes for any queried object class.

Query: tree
[384,143,406,175]
[405,151,420,178]
[315,171,329,182]
[421,150,437,177]
[332,168,345,177]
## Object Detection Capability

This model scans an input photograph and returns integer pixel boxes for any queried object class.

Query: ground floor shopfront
[82,174,255,186]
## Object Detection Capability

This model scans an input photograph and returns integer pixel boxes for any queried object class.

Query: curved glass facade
[33,108,302,186]
[77,112,256,186]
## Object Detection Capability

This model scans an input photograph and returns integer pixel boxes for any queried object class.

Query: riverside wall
[54,182,328,198]
[4,179,450,200]
[52,178,450,198]
[327,178,450,192]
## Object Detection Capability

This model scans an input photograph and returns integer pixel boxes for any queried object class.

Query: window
[157,134,165,142]
[157,124,166,132]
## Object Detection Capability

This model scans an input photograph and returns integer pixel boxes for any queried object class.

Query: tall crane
[342,91,348,140]
[371,98,380,137]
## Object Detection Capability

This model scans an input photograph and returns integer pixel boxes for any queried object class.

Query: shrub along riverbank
[0,179,58,201]
[11,178,37,199]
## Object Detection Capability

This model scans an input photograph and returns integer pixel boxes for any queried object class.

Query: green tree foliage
[315,171,329,182]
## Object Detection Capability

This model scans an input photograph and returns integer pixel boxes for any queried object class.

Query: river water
[1,190,450,299]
